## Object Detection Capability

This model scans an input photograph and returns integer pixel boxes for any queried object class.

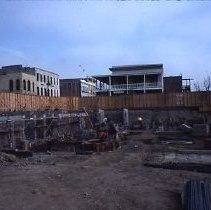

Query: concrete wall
[103,109,211,130]
[0,110,81,149]
[21,72,36,94]
[0,72,35,94]
[0,72,22,92]
[35,68,60,97]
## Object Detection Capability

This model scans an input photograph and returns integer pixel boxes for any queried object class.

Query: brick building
[60,77,96,97]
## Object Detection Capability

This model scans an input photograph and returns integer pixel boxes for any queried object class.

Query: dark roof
[0,65,35,75]
[60,78,81,83]
[2,65,23,70]
[109,64,163,72]
[1,65,59,76]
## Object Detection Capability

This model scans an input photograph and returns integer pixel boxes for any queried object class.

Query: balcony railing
[96,82,162,92]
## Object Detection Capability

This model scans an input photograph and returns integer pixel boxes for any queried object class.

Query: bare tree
[203,76,211,91]
[193,81,201,91]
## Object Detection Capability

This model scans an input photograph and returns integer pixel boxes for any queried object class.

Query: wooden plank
[0,92,4,111]
[0,91,210,112]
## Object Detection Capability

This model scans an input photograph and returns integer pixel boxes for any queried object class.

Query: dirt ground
[0,131,211,210]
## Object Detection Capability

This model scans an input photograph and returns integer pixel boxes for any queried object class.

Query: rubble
[0,152,16,165]
[192,124,210,137]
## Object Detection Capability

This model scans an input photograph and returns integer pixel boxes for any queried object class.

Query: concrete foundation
[0,110,87,150]
[0,108,210,150]
[103,108,211,131]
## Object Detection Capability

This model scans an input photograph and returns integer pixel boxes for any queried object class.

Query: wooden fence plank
[0,91,210,112]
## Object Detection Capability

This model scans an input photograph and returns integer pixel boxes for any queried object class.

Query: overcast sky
[0,1,210,85]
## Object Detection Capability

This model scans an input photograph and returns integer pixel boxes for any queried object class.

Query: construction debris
[0,152,16,164]
[192,124,210,137]
[1,149,33,158]
[144,162,211,173]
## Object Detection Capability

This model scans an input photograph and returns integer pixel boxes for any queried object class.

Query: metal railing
[96,82,161,92]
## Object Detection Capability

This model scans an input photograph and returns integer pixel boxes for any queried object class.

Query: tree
[193,81,201,91]
[203,76,211,91]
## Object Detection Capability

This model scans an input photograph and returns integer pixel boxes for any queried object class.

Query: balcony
[96,82,162,92]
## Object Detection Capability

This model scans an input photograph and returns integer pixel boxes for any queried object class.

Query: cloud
[0,1,211,83]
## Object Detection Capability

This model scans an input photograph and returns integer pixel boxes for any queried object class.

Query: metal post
[126,75,129,94]
[34,115,37,144]
[161,74,164,92]
[43,114,46,139]
[109,76,111,96]
[144,74,146,93]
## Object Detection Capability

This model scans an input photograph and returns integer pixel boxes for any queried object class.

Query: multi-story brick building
[60,77,96,97]
[0,65,60,96]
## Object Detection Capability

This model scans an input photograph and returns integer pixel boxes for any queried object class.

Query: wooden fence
[78,92,211,110]
[0,92,79,112]
[0,91,210,112]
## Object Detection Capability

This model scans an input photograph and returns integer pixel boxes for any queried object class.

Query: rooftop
[109,64,163,72]
[0,65,35,75]
[0,65,59,76]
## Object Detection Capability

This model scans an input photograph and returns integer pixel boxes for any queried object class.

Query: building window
[47,89,50,96]
[37,73,39,81]
[54,78,55,85]
[40,75,43,82]
[41,88,43,96]
[37,87,39,95]
[47,76,49,84]
[51,89,53,97]
[27,80,31,91]
[44,75,46,83]
[50,77,52,84]
[54,90,56,97]
[16,79,20,91]
[32,82,34,92]
[9,80,13,91]
[23,80,26,90]
[57,90,58,96]
[44,88,47,96]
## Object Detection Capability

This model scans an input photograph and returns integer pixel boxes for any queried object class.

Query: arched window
[47,89,50,96]
[44,88,47,96]
[32,82,34,92]
[41,88,43,96]
[16,79,20,91]
[9,80,14,91]
[51,89,53,97]
[23,80,26,90]
[37,87,39,96]
[27,80,31,91]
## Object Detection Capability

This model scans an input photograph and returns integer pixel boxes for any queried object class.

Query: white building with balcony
[93,64,164,96]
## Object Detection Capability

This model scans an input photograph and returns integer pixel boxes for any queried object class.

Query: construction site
[0,91,211,210]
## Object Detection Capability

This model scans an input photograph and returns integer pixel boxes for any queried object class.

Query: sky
[0,1,211,86]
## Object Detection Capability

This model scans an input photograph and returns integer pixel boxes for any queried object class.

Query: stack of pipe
[184,180,211,210]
